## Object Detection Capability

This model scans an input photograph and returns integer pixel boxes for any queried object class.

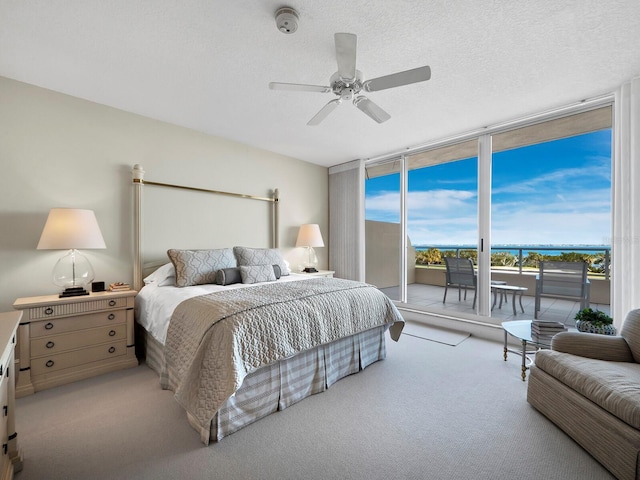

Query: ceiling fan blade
[269,82,331,93]
[364,65,431,92]
[307,99,342,126]
[335,33,357,81]
[354,96,391,124]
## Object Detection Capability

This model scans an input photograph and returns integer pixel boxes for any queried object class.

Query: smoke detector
[275,7,299,34]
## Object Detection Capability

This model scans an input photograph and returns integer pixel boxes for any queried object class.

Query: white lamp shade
[37,208,106,250]
[295,224,324,247]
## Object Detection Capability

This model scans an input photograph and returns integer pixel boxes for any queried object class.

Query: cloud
[366,189,476,214]
[367,183,610,246]
[366,141,612,246]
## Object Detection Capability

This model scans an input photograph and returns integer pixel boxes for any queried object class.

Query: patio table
[492,284,528,315]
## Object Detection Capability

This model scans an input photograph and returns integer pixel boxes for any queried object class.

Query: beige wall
[0,77,328,311]
[365,220,415,288]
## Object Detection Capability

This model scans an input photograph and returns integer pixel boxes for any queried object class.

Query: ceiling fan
[269,33,431,126]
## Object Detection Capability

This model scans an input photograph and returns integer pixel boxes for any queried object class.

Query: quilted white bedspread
[160,277,404,443]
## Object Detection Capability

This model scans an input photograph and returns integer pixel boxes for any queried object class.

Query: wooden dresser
[0,311,23,479]
[12,290,138,397]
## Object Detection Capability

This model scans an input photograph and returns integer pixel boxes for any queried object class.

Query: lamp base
[302,267,318,273]
[59,287,90,298]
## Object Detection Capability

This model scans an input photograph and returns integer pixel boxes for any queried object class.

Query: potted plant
[574,308,616,335]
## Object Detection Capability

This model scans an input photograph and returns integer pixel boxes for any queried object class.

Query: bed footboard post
[133,164,145,291]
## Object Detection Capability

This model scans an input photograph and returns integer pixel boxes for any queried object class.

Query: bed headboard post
[133,164,145,291]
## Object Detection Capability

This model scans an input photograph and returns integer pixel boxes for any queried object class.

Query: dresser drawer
[31,324,127,357]
[30,310,126,338]
[31,340,127,375]
[26,296,129,320]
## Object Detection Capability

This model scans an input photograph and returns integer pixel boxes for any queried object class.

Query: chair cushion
[535,350,640,429]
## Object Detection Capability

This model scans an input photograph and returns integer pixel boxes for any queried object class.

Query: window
[364,106,612,324]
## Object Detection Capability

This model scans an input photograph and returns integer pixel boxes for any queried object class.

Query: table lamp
[295,224,324,273]
[37,208,106,297]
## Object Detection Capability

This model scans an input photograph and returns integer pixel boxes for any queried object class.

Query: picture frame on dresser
[12,290,138,397]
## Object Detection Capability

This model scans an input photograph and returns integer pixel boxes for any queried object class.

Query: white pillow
[143,263,176,287]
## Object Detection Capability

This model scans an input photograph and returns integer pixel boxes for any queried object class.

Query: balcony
[366,221,610,326]
[379,272,610,325]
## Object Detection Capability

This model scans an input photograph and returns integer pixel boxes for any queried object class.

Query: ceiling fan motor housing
[275,7,299,34]
[330,70,364,100]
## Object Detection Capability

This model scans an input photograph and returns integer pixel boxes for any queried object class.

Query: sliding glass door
[364,158,402,301]
[406,145,479,312]
[364,105,612,325]
[491,108,612,320]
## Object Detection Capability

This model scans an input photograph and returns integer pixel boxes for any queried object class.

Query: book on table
[109,282,131,291]
[531,320,566,335]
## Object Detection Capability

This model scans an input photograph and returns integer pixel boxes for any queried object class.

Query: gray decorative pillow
[216,265,280,286]
[233,247,289,276]
[167,248,237,287]
[240,264,277,284]
[216,267,242,286]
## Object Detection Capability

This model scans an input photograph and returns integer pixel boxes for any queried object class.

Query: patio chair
[443,257,477,308]
[534,261,590,319]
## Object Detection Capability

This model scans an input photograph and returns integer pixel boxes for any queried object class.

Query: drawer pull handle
[45,322,54,330]
[46,341,55,349]
[108,300,116,307]
[3,406,7,417]
[108,313,115,320]
[45,360,54,368]
[109,330,116,337]
[108,346,116,354]
[2,444,6,455]
[44,307,54,315]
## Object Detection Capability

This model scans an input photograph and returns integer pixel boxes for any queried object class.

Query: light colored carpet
[401,321,471,345]
[14,334,614,480]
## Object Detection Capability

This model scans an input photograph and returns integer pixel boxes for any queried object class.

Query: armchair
[528,309,640,480]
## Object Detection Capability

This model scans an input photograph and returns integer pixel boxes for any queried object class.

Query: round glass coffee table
[502,320,555,381]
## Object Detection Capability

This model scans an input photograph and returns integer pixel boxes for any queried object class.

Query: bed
[131,165,405,444]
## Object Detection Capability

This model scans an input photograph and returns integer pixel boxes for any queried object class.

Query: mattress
[135,275,404,443]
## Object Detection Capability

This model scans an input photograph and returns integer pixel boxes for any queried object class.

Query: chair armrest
[551,332,635,362]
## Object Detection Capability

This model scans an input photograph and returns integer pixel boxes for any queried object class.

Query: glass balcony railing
[414,245,611,280]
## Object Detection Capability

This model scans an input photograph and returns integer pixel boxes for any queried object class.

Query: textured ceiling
[1,1,639,168]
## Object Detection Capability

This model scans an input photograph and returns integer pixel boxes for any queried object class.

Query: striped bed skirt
[139,325,387,443]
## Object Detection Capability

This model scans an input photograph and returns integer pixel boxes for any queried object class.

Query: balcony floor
[379,283,610,326]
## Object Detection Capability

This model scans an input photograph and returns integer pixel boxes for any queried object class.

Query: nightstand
[12,290,138,397]
[292,270,335,278]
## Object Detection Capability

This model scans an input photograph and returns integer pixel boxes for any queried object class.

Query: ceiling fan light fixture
[275,7,299,34]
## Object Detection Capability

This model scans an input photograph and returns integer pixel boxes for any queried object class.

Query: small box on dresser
[0,311,23,479]
[12,290,138,397]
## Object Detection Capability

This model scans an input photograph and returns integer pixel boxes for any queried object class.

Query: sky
[365,130,612,246]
